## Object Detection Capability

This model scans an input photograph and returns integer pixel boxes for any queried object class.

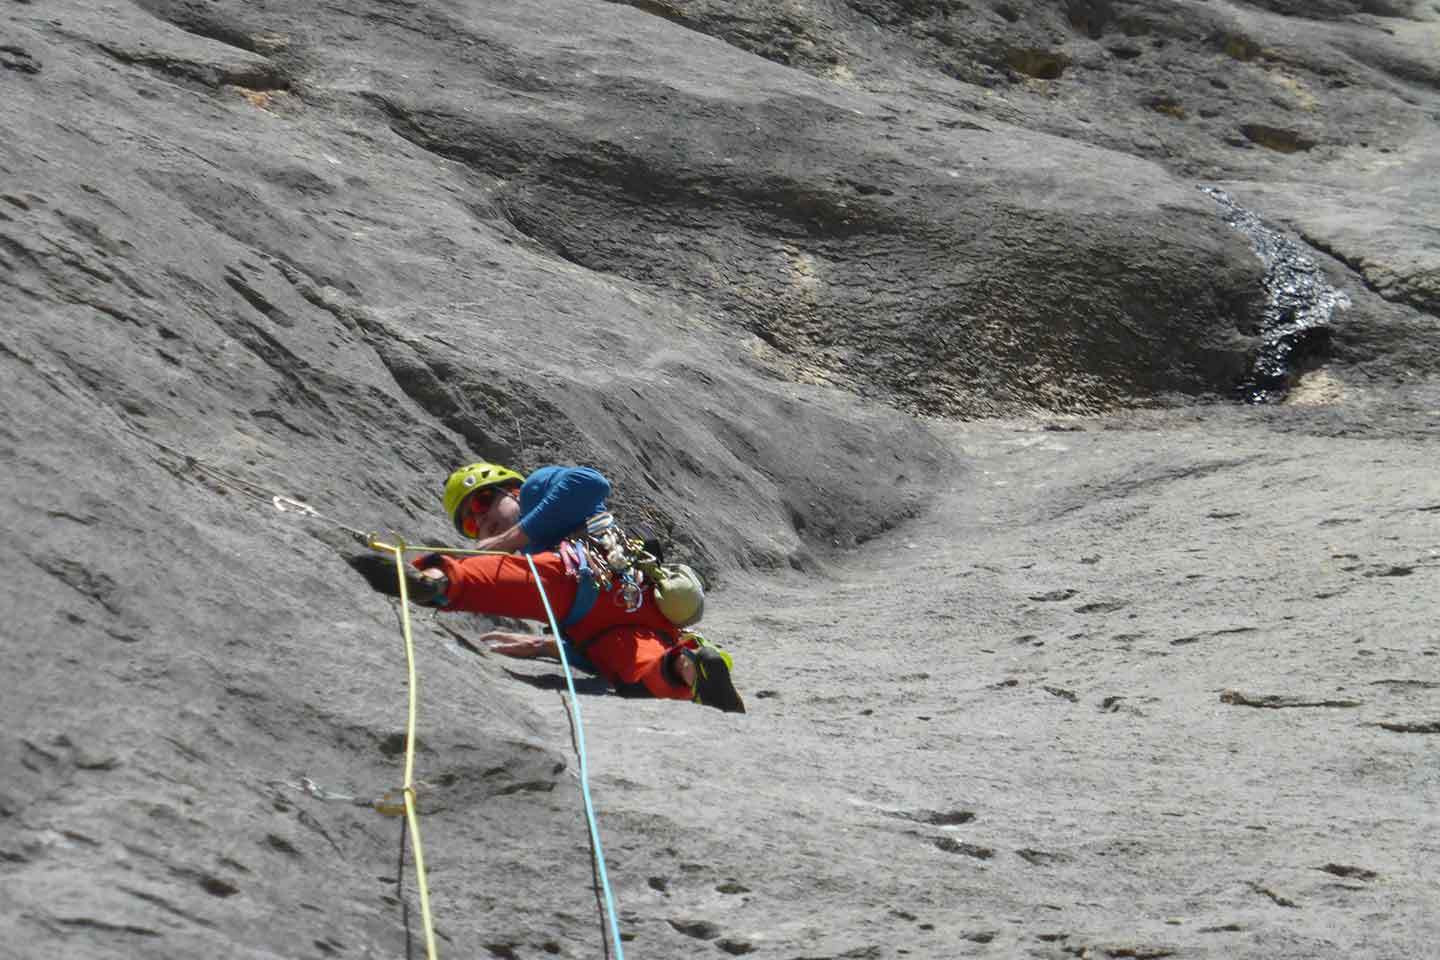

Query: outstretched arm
[476,630,558,659]
[474,523,530,554]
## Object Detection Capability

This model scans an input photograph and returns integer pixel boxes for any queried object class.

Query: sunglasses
[459,489,500,538]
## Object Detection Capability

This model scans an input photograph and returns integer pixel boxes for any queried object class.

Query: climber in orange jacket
[348,549,744,713]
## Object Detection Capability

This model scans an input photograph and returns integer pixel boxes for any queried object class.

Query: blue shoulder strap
[561,574,599,629]
[559,543,599,629]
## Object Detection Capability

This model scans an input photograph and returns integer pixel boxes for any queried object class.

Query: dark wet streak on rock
[1201,187,1350,403]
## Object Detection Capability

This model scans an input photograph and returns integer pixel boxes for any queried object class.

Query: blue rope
[525,554,626,960]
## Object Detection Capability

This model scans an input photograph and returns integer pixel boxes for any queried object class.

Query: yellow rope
[364,535,628,957]
[385,540,440,960]
[125,441,548,959]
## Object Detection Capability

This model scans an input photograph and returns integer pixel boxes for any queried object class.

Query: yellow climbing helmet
[442,462,524,535]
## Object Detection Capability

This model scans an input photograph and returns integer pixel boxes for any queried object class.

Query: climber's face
[461,487,520,539]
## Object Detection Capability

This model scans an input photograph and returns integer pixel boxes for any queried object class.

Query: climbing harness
[556,512,705,627]
[557,540,600,629]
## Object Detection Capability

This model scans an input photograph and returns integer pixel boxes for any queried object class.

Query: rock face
[2,0,1438,958]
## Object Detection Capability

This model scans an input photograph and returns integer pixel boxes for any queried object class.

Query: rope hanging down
[142,434,628,958]
[373,536,441,960]
[525,554,628,960]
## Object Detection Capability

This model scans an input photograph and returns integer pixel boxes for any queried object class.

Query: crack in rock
[32,555,121,614]
[1373,721,1440,734]
[887,808,976,826]
[120,886,217,928]
[1248,882,1300,908]
[1075,600,1127,614]
[1017,848,1072,866]
[1220,690,1362,709]
[1171,626,1258,646]
[0,44,41,74]
[935,837,994,859]
[54,915,162,937]
[95,40,288,92]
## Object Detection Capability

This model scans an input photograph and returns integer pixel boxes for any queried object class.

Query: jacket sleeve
[518,466,612,551]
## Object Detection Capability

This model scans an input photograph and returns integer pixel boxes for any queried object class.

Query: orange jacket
[434,552,691,701]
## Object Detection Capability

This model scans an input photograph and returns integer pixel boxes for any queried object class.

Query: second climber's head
[443,462,523,539]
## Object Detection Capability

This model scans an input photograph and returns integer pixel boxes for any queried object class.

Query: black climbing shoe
[688,646,745,714]
[347,554,449,607]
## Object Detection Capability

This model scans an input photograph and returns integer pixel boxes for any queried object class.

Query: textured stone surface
[3,0,1439,958]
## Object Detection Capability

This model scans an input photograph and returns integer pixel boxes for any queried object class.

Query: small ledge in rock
[1220,690,1361,709]
[935,837,993,859]
[1148,96,1186,119]
[1016,848,1071,866]
[668,918,721,940]
[1239,124,1316,153]
[1372,720,1440,734]
[889,808,976,826]
[265,834,300,857]
[1222,35,1264,62]
[0,44,41,74]
[1006,48,1069,80]
[1075,600,1127,614]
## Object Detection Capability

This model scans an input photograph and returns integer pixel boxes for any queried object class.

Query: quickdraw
[561,512,658,615]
